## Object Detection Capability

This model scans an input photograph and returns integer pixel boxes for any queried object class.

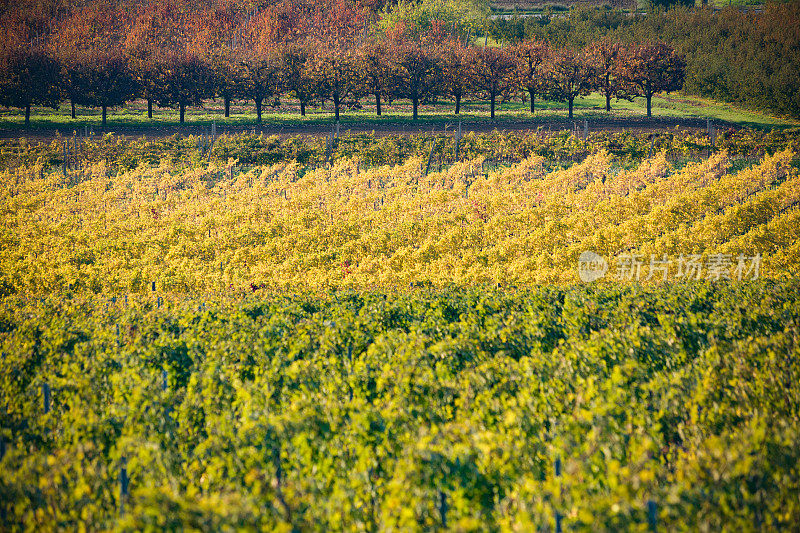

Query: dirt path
[0,116,714,141]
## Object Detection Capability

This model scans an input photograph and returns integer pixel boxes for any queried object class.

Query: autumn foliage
[0,0,689,125]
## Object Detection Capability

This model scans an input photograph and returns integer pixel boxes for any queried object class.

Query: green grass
[488,1,574,15]
[553,92,799,128]
[473,34,504,47]
[706,0,764,7]
[1,91,796,133]
[489,0,765,15]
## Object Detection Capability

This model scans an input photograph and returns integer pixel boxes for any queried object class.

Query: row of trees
[0,0,685,126]
[488,4,800,119]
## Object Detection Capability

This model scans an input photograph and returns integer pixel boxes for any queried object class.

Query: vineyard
[1,127,800,530]
[1,284,799,530]
[1,129,799,294]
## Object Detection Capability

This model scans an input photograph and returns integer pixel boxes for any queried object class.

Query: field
[1,125,800,529]
[3,283,799,530]
[1,92,797,138]
[2,128,800,293]
[3,0,800,527]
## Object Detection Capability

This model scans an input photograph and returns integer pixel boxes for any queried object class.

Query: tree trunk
[529,88,535,114]
[300,100,306,116]
[256,97,263,123]
[606,93,611,112]
[179,101,185,123]
[147,98,153,119]
[71,100,76,119]
[224,96,230,118]
[568,97,574,119]
[25,104,31,128]
[455,94,461,115]
[646,93,652,117]
[412,97,418,120]
[490,93,496,120]
[102,105,107,126]
[333,94,340,122]
[376,93,381,116]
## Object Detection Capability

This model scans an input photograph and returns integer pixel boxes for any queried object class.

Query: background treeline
[0,0,688,126]
[488,3,800,118]
[1,0,796,126]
